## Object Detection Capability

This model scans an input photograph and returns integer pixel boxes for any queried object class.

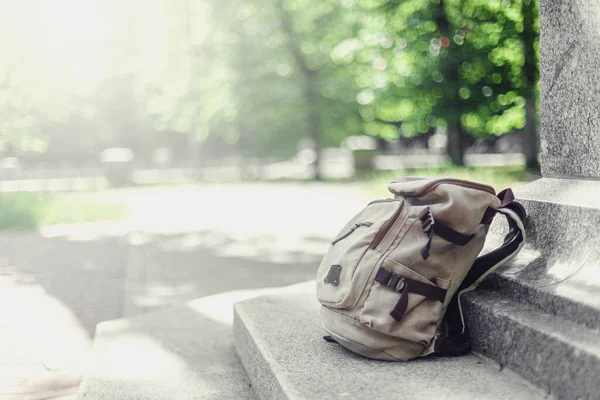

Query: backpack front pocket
[359,258,450,347]
[317,198,407,309]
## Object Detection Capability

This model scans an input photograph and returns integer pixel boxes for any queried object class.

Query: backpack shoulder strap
[434,189,526,356]
[463,201,526,297]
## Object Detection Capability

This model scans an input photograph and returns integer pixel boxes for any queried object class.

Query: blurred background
[0,0,539,206]
[0,0,541,396]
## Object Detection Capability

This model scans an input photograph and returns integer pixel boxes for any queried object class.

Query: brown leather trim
[369,200,405,250]
[392,178,496,197]
[480,188,516,224]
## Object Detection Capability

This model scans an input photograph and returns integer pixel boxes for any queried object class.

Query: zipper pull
[420,208,435,260]
[331,222,373,246]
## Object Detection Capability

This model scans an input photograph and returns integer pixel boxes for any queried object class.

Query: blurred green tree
[0,0,540,170]
[195,0,366,178]
[360,0,539,165]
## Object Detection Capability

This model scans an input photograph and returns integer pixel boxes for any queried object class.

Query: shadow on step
[0,227,328,337]
[80,295,259,399]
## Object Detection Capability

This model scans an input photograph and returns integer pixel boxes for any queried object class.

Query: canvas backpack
[316,177,526,361]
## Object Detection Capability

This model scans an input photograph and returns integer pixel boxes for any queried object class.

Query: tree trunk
[276,0,322,180]
[521,0,539,169]
[447,123,465,166]
[522,92,538,168]
[304,70,322,180]
[438,0,466,166]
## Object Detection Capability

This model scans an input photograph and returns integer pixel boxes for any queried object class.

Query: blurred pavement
[0,183,371,399]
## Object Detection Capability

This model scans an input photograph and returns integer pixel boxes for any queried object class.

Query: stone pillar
[467,5,600,396]
[539,0,600,177]
[503,0,600,301]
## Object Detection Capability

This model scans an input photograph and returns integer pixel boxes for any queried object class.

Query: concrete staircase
[77,182,600,400]
[77,187,600,399]
[76,0,600,396]
[458,179,600,400]
[233,282,547,400]
[78,281,554,400]
[463,283,599,400]
[76,288,284,399]
[78,270,599,400]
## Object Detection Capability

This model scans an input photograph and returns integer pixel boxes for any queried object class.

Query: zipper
[370,200,405,249]
[368,198,398,205]
[393,178,495,197]
[331,222,373,246]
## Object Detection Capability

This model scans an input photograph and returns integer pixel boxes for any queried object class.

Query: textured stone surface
[234,282,546,400]
[76,288,296,400]
[514,177,600,208]
[463,288,600,400]
[482,178,600,329]
[539,0,600,178]
[471,180,600,399]
[486,266,600,330]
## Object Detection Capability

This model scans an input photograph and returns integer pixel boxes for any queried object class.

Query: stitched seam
[323,325,406,361]
[386,216,420,256]
[374,205,410,252]
[445,245,460,308]
[385,258,437,286]
[435,276,451,286]
[347,249,388,309]
[322,304,360,323]
[349,207,410,309]
[322,306,423,359]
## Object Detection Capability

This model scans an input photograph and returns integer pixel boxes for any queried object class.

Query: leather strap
[480,188,517,224]
[420,208,475,259]
[420,208,475,246]
[498,188,516,208]
[459,204,525,295]
[375,267,447,322]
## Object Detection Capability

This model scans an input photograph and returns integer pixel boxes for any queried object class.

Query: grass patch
[0,192,128,231]
[363,165,538,198]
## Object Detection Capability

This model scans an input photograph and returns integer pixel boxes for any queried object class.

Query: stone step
[462,288,600,400]
[77,288,288,400]
[484,178,600,331]
[487,260,600,330]
[234,281,548,400]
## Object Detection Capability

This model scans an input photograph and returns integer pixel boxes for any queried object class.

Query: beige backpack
[316,177,526,361]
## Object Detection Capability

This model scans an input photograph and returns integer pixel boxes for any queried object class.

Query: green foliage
[194,0,539,159]
[363,0,539,140]
[195,0,367,157]
[0,0,539,161]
